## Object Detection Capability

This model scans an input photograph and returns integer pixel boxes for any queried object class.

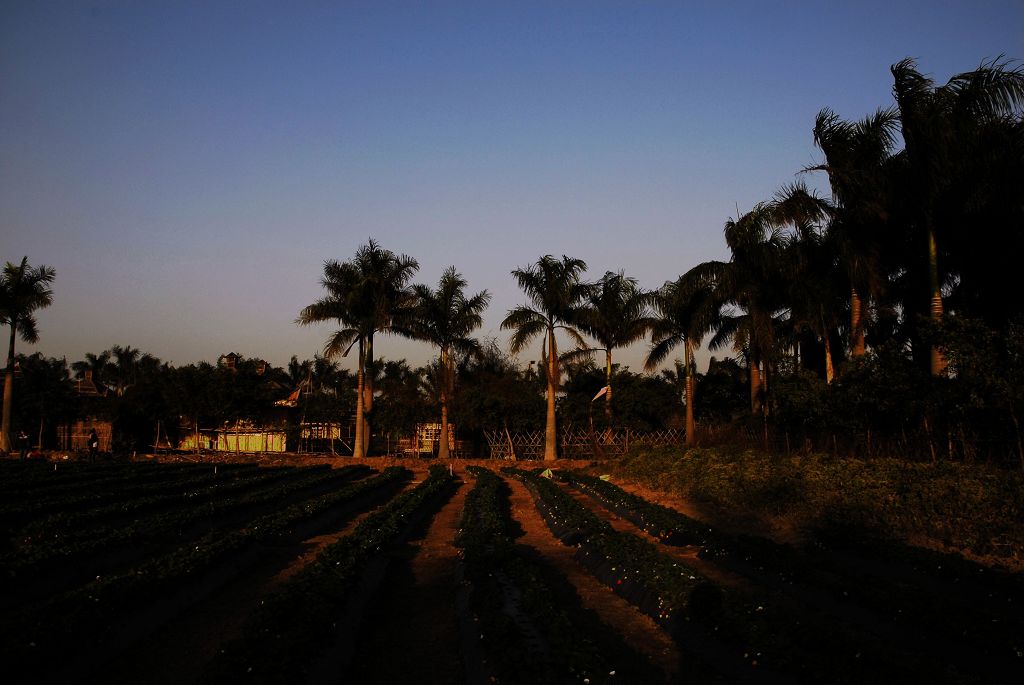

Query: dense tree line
[3,57,1023,464]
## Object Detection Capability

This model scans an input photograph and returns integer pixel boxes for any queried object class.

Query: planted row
[564,471,1024,677]
[204,464,456,683]
[1,464,355,579]
[511,469,939,684]
[15,463,318,538]
[0,461,228,504]
[458,466,660,684]
[5,465,405,673]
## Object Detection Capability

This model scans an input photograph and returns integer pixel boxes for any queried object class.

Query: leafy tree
[502,255,590,460]
[373,358,429,447]
[0,257,56,451]
[12,353,76,449]
[410,267,490,459]
[452,339,544,454]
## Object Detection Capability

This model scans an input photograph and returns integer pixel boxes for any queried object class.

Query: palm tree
[568,271,654,429]
[645,271,720,446]
[771,182,844,383]
[297,240,418,457]
[810,107,899,358]
[72,350,113,389]
[501,255,590,461]
[890,57,1024,375]
[111,344,141,396]
[410,267,490,459]
[0,257,56,452]
[690,205,788,416]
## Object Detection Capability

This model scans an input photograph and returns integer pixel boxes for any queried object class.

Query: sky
[2,0,1022,375]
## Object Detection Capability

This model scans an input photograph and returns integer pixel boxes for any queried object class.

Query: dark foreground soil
[6,454,1022,684]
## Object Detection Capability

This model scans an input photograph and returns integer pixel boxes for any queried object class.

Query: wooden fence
[484,428,684,460]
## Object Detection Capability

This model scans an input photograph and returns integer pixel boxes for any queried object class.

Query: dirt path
[504,476,683,682]
[344,479,468,685]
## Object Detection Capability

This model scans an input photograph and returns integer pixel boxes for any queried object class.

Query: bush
[611,445,1024,564]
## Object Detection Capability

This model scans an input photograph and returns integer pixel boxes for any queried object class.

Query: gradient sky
[2,0,1022,375]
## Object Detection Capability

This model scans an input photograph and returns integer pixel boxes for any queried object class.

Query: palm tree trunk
[850,287,866,357]
[544,327,558,461]
[603,349,613,441]
[362,334,374,454]
[1,324,15,452]
[749,358,762,417]
[824,332,835,384]
[684,338,696,448]
[928,227,947,376]
[353,338,365,458]
[438,349,451,460]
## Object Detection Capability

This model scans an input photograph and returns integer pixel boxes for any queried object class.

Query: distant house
[73,369,107,397]
[219,352,241,371]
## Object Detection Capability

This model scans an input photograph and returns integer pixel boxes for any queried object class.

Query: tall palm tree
[111,344,141,396]
[771,182,845,382]
[890,57,1024,375]
[297,240,418,457]
[569,271,654,428]
[501,255,590,461]
[72,351,113,385]
[691,205,788,416]
[410,267,490,459]
[0,257,56,451]
[810,107,899,358]
[645,271,720,446]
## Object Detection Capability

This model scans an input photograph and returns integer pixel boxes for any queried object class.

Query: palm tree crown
[571,270,654,426]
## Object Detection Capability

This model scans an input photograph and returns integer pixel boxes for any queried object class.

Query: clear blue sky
[2,0,1021,373]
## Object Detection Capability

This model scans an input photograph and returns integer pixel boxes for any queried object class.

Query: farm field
[0,456,1021,684]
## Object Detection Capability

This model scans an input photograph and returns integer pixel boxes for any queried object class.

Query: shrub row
[612,445,1024,562]
[203,464,455,683]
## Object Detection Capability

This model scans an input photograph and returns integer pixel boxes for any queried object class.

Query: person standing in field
[88,428,99,462]
[17,429,29,461]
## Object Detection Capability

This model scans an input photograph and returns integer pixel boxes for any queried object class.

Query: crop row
[5,465,410,674]
[1,464,360,580]
[0,461,237,503]
[203,464,456,683]
[509,468,946,684]
[562,470,1023,680]
[0,463,260,527]
[457,466,660,685]
[14,463,335,539]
